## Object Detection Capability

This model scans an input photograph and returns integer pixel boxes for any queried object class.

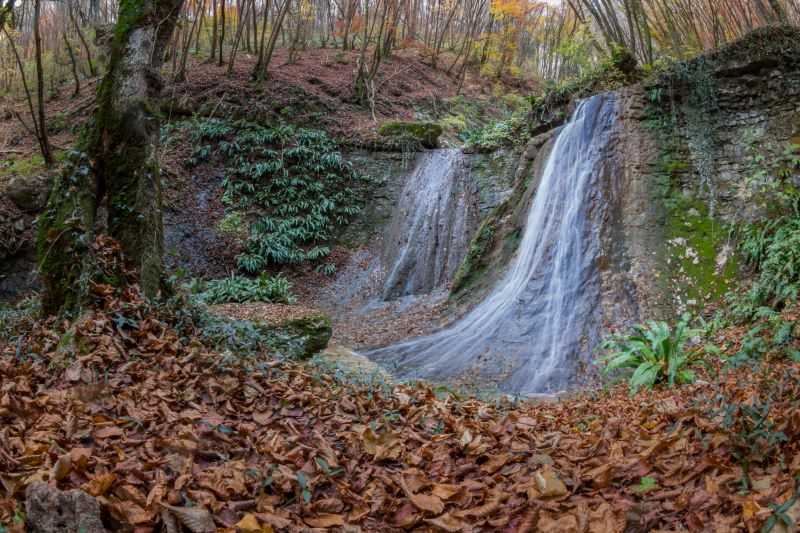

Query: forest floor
[1,238,799,532]
[0,46,517,164]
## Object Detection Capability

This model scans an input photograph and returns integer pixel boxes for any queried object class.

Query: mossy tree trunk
[38,0,184,316]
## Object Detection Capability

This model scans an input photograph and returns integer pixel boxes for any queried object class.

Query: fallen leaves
[1,237,800,531]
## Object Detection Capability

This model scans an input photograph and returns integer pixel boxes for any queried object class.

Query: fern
[191,273,296,304]
[185,119,374,271]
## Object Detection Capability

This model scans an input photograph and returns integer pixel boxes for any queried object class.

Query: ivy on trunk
[38,0,184,316]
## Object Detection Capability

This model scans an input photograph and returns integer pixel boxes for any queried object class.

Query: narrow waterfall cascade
[378,149,477,300]
[364,94,619,394]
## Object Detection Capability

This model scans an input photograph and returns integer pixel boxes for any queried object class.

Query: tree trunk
[64,33,81,97]
[38,0,185,316]
[33,0,55,166]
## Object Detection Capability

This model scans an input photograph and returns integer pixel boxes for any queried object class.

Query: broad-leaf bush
[598,316,714,394]
[184,119,373,272]
[187,273,296,305]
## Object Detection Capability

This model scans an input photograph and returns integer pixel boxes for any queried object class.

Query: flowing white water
[379,149,476,299]
[364,94,618,394]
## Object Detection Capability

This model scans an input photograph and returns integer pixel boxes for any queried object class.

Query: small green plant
[634,476,658,493]
[710,389,788,467]
[598,315,714,394]
[215,211,248,235]
[189,273,296,305]
[764,497,797,532]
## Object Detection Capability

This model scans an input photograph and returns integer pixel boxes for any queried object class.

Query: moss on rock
[377,121,443,149]
[277,313,332,359]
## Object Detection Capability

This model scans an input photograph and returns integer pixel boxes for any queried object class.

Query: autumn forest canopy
[1,0,800,530]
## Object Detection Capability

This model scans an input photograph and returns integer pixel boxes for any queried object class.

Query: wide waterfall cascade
[364,94,618,394]
[378,149,477,300]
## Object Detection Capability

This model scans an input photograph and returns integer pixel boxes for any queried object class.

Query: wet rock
[25,481,108,533]
[4,176,50,212]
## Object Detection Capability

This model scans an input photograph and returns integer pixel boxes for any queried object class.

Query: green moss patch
[277,313,332,359]
[656,192,737,315]
[377,121,443,149]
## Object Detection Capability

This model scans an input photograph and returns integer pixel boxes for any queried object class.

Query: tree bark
[39,0,185,316]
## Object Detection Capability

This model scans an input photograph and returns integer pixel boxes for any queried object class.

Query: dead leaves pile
[1,238,800,531]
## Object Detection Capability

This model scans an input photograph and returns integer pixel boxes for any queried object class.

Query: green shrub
[462,120,516,150]
[189,273,296,305]
[598,316,714,394]
[529,44,642,123]
[462,91,530,150]
[184,120,371,272]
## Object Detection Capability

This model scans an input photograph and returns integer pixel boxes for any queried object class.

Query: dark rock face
[25,481,108,533]
[0,197,39,302]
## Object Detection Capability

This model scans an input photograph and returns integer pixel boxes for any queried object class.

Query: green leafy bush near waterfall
[186,273,296,305]
[461,93,530,150]
[598,316,715,394]
[528,45,643,128]
[184,119,372,273]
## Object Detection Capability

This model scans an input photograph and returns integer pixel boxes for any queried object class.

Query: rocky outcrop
[277,312,332,357]
[449,128,558,304]
[614,25,800,317]
[376,121,443,149]
[449,26,800,339]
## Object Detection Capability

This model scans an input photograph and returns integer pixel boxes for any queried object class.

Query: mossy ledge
[377,121,443,149]
[276,313,332,359]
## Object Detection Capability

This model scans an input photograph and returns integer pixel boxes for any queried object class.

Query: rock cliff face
[614,26,800,318]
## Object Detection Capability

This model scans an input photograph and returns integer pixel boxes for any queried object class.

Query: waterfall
[364,94,618,394]
[379,149,476,300]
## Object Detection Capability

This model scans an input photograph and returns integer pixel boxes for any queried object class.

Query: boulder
[25,481,108,533]
[4,177,50,212]
[208,303,332,359]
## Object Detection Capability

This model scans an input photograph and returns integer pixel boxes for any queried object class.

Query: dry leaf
[305,513,344,527]
[93,425,124,439]
[534,470,568,498]
[82,473,117,497]
[236,513,262,532]
[424,512,465,532]
[409,492,444,514]
[159,504,216,533]
[70,447,92,469]
[50,452,72,481]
